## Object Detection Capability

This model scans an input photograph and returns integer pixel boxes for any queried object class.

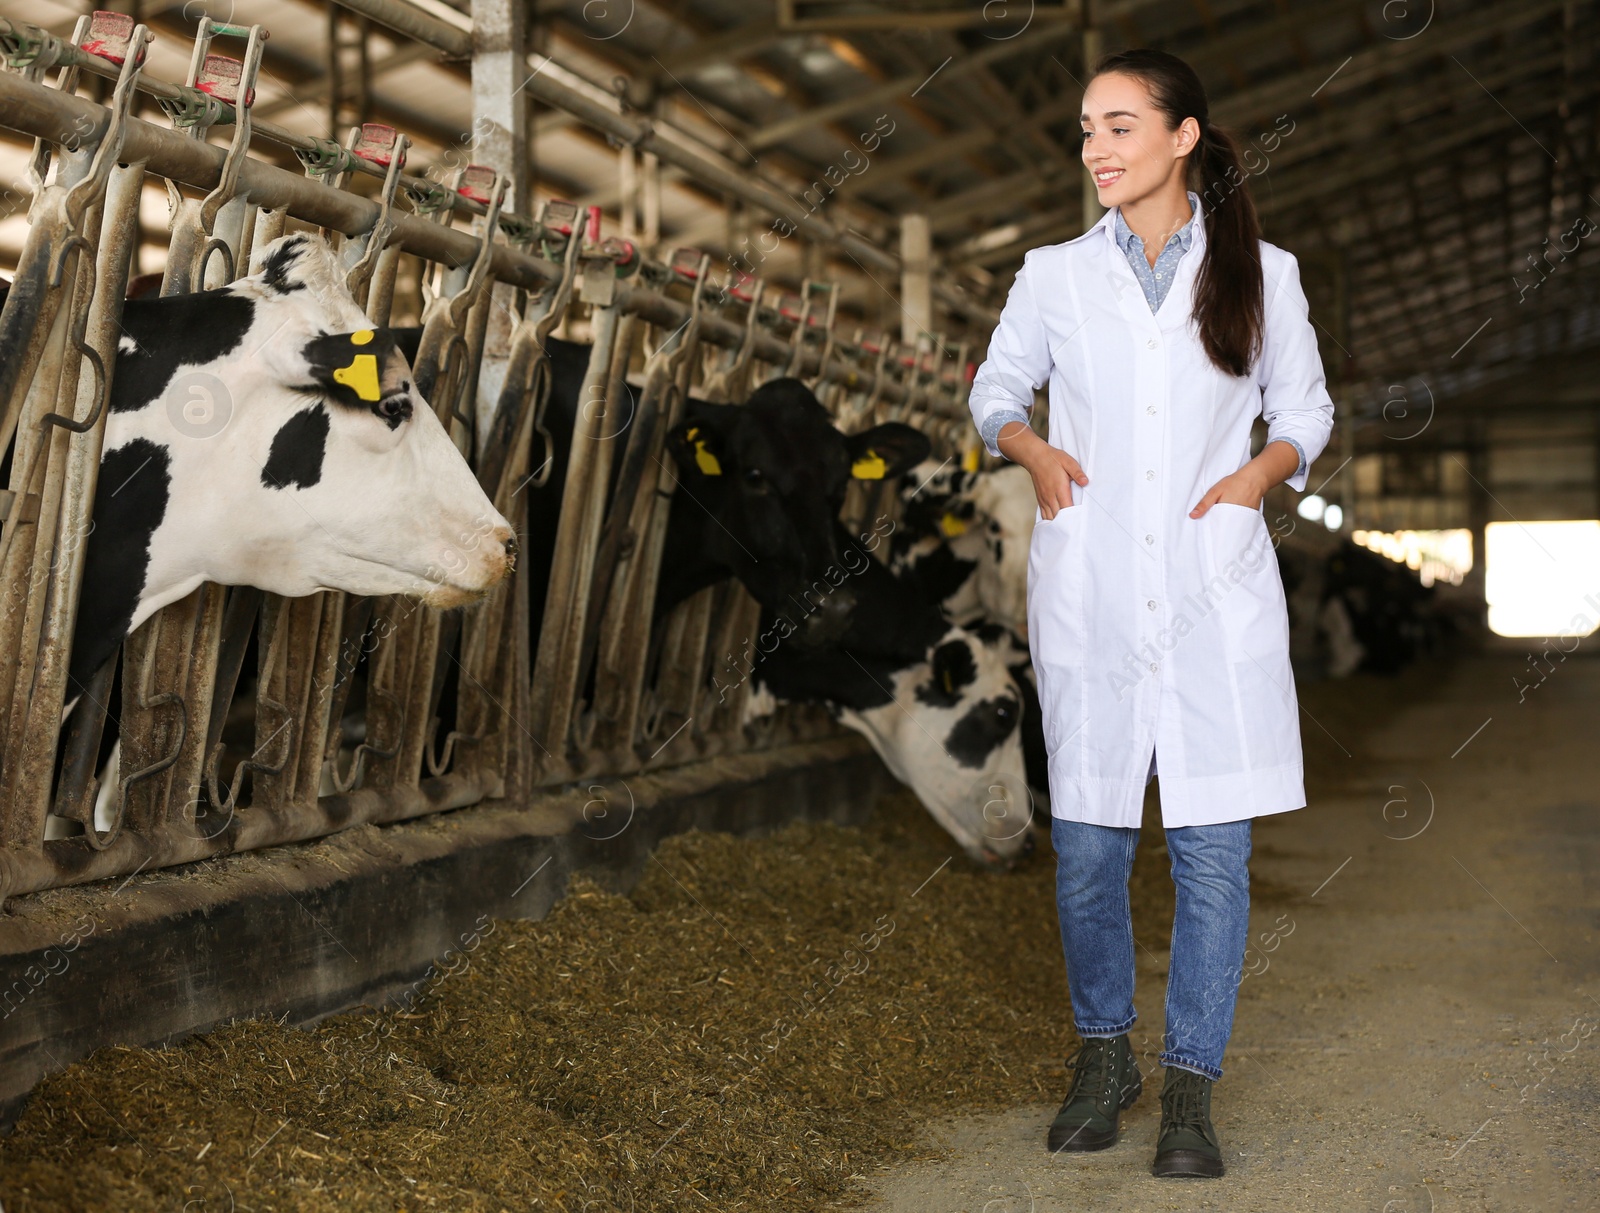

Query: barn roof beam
[870,0,1567,239]
[1210,0,1569,129]
[743,24,1079,152]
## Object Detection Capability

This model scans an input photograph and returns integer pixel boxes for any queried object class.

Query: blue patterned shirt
[978,194,1307,479]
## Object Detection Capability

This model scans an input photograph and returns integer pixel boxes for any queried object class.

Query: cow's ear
[845,422,932,480]
[666,402,732,479]
[390,325,423,369]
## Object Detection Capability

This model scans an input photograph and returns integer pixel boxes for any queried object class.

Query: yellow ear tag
[332,353,382,401]
[693,438,722,476]
[940,511,968,537]
[961,445,980,472]
[851,447,887,479]
[350,329,375,346]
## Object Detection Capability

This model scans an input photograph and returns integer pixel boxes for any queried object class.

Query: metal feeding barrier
[0,12,982,903]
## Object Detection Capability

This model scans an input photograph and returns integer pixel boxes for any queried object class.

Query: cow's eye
[374,394,412,428]
[743,466,767,487]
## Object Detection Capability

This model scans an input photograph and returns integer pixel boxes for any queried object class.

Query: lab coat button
[1147,600,1157,610]
[1146,405,1156,415]
[1144,534,1154,545]
[1147,338,1159,349]
[1146,470,1155,480]
[1149,662,1159,672]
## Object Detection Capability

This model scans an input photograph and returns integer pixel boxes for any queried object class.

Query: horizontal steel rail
[0,70,975,406]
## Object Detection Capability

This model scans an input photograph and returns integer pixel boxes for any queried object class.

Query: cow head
[835,626,1037,869]
[73,233,513,693]
[664,378,928,646]
[748,613,1037,869]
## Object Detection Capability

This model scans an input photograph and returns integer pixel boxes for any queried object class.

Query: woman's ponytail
[1091,50,1264,378]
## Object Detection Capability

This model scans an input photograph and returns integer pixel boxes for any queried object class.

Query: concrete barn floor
[849,653,1600,1213]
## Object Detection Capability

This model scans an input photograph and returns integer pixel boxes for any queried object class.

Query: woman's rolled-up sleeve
[970,249,1053,459]
[1257,251,1336,493]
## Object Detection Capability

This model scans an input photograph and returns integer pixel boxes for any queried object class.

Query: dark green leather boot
[1151,1066,1224,1177]
[1045,1034,1142,1153]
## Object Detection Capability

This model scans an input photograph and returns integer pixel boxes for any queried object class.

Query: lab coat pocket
[1203,503,1299,770]
[1201,503,1283,661]
[1026,503,1088,669]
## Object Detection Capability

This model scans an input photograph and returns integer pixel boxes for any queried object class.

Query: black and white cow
[64,232,514,699]
[19,233,513,835]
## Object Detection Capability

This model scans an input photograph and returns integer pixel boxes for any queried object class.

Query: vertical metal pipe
[524,304,622,772]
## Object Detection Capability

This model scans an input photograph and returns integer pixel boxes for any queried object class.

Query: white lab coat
[968,201,1335,828]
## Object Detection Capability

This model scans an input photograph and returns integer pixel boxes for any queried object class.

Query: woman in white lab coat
[967,48,1335,1178]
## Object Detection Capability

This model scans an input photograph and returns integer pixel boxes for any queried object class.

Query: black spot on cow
[917,637,979,708]
[68,439,171,699]
[261,405,330,490]
[110,290,256,415]
[260,234,309,295]
[896,538,979,610]
[943,694,1021,769]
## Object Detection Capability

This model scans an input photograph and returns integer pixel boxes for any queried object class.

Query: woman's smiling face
[1079,71,1199,208]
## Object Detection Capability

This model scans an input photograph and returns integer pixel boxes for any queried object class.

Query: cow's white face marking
[105,234,513,638]
[836,625,1034,867]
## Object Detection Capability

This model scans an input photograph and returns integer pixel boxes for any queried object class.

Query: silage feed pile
[1,647,1416,1213]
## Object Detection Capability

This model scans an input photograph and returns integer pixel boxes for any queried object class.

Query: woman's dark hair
[1089,48,1263,377]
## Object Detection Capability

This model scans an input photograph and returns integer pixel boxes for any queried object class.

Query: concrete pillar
[619,145,637,240]
[641,151,661,254]
[900,213,932,345]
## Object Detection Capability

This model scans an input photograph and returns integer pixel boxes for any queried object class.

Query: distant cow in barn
[18,233,514,836]
[1317,539,1447,676]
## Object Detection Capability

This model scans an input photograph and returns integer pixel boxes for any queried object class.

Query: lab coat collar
[1113,189,1203,257]
[1059,188,1209,258]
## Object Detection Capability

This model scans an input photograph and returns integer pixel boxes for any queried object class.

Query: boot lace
[1162,1070,1211,1133]
[1065,1038,1118,1105]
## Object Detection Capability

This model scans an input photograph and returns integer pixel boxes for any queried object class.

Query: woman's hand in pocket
[1190,466,1267,518]
[1011,438,1088,518]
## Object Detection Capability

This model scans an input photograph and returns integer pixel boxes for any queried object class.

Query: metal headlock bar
[0,20,984,904]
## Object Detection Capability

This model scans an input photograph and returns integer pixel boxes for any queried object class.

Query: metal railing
[0,12,982,902]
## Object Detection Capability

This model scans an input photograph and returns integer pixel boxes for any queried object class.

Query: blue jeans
[1050,814,1252,1080]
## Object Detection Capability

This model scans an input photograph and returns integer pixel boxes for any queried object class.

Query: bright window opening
[1484,520,1600,639]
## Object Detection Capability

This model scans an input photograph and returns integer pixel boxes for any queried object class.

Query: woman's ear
[845,422,932,480]
[1176,114,1202,160]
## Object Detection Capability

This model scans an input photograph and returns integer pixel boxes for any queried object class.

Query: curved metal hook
[344,130,410,296]
[802,281,840,391]
[196,24,267,240]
